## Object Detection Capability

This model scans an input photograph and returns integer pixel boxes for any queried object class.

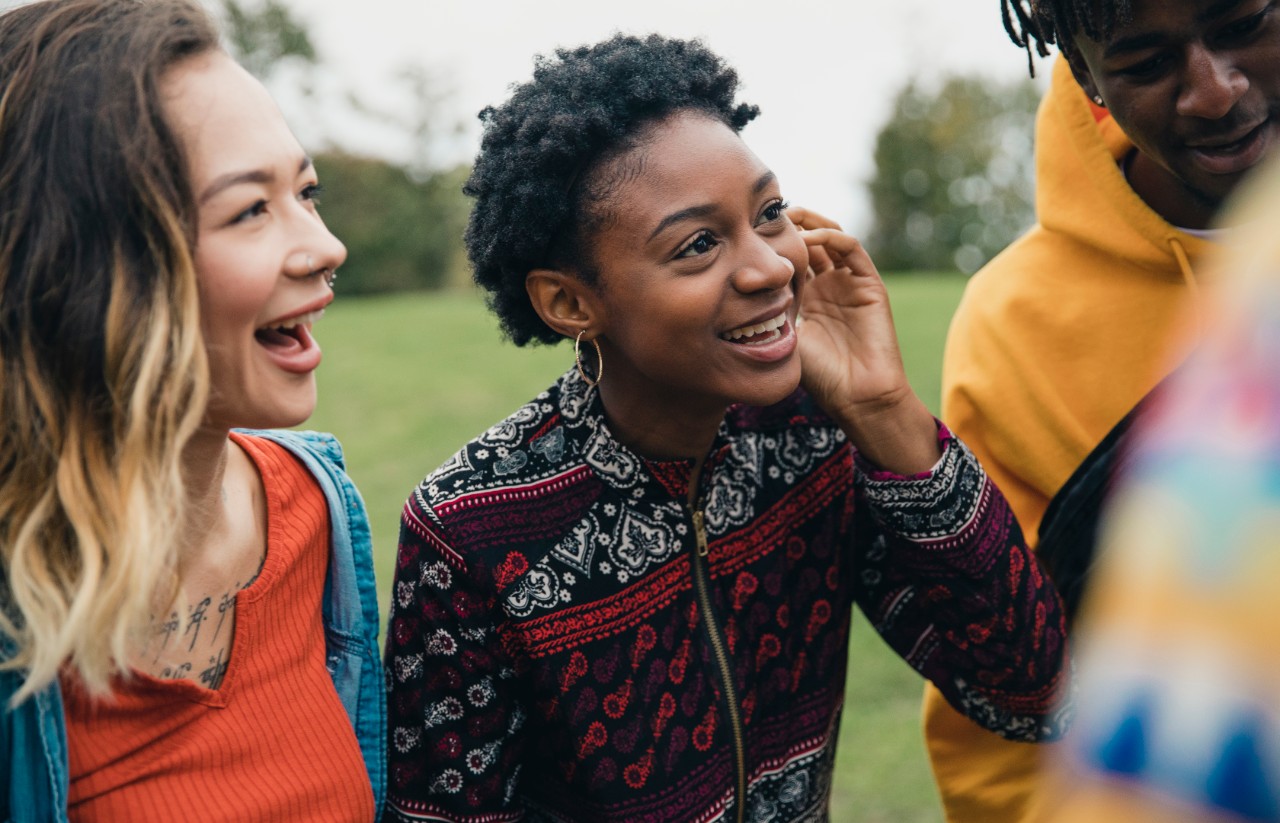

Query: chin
[737,364,802,409]
[204,395,317,433]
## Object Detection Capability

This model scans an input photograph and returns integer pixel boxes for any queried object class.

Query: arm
[384,496,527,823]
[851,428,1071,742]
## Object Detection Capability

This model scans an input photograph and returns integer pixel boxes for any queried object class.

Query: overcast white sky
[267,0,1059,233]
[0,0,1057,231]
[0,0,1056,233]
[279,0,1055,233]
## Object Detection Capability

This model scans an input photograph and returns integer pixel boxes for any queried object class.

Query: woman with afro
[384,33,1071,823]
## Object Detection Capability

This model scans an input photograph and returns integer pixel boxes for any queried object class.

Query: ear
[525,268,603,341]
[1061,41,1102,104]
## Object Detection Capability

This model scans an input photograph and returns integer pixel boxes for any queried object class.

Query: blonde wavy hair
[0,0,219,702]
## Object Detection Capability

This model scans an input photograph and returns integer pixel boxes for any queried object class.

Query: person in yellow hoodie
[926,0,1280,820]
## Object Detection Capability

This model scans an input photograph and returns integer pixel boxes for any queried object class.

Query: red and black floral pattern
[385,368,1069,822]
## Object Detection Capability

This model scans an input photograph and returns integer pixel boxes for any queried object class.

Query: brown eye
[760,200,788,224]
[676,231,719,259]
[300,183,325,205]
[231,199,268,224]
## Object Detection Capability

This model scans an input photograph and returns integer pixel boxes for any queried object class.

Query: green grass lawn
[307,273,968,822]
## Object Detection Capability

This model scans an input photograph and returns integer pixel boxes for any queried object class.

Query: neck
[1127,150,1220,230]
[179,425,233,563]
[596,376,723,497]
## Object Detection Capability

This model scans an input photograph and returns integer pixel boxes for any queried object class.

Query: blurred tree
[313,154,470,294]
[220,0,316,81]
[866,75,1041,274]
[216,0,471,293]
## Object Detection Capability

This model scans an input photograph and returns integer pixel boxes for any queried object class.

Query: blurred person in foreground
[1047,155,1280,822]
[0,1,384,820]
[927,0,1280,819]
[383,32,1069,823]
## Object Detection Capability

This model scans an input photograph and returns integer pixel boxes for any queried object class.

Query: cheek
[194,247,272,334]
[1108,94,1166,146]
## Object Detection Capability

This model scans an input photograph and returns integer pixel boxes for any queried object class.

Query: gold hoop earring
[575,330,603,387]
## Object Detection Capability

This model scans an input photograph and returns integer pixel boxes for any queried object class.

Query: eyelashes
[672,198,791,260]
[226,182,326,226]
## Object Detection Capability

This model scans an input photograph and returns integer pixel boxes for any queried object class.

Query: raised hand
[788,206,941,475]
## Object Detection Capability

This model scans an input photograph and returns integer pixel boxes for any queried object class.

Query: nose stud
[293,253,337,289]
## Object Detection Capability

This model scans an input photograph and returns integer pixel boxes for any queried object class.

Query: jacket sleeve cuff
[854,423,988,541]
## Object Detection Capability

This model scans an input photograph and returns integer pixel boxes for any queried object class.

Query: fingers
[799,228,879,277]
[786,205,842,232]
[806,241,835,276]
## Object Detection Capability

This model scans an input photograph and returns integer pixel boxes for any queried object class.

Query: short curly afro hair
[463,33,760,346]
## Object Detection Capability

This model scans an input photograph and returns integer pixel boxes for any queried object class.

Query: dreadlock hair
[1001,0,1135,75]
[463,33,760,346]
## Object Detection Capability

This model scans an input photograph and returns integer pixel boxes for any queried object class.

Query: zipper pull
[692,509,708,557]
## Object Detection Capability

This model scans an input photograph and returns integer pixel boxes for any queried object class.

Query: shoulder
[405,374,586,527]
[235,428,346,470]
[944,224,1082,371]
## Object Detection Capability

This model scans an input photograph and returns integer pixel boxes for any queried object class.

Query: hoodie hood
[1037,55,1213,281]
[941,54,1220,545]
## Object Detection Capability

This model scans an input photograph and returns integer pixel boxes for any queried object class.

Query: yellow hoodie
[923,55,1216,822]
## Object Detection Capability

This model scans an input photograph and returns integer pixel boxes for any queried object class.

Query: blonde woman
[0,1,383,820]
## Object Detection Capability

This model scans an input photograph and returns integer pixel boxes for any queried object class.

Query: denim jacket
[0,429,386,823]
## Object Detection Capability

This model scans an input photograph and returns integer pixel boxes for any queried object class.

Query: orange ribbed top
[61,432,374,823]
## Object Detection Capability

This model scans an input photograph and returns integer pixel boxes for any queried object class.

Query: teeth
[722,311,787,341]
[264,308,324,332]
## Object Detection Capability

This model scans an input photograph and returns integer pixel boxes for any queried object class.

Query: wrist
[834,391,942,476]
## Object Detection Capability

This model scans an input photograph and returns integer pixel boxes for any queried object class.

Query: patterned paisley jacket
[385,368,1070,823]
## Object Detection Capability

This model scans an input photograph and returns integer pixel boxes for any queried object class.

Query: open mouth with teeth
[721,311,788,345]
[254,308,324,361]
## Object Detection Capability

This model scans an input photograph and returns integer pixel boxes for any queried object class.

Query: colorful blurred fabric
[1045,158,1280,823]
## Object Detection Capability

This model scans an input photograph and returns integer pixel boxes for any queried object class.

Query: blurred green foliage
[219,0,472,294]
[867,75,1041,274]
[221,0,315,79]
[314,155,471,293]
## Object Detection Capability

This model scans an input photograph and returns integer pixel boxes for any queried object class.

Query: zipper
[689,504,747,823]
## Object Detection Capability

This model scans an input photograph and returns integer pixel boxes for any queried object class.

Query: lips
[254,306,326,374]
[722,310,788,345]
[1187,119,1272,176]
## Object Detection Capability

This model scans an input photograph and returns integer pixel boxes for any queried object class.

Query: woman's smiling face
[162,51,347,431]
[581,111,808,418]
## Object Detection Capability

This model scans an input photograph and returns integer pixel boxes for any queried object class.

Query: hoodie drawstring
[1169,238,1198,300]
[1169,237,1203,332]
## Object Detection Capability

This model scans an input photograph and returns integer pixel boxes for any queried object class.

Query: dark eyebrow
[198,156,313,205]
[646,171,778,241]
[647,204,716,242]
[1104,0,1246,57]
[1203,0,1248,21]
